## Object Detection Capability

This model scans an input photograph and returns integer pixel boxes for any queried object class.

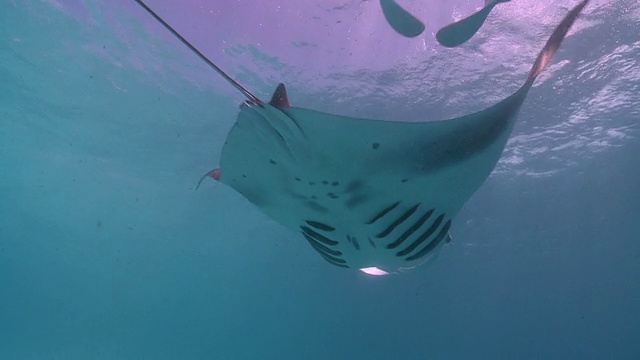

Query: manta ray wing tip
[527,0,591,80]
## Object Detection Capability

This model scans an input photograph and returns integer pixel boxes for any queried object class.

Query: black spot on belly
[269,159,277,165]
[331,181,339,187]
[327,192,339,199]
[295,177,301,182]
[345,180,365,193]
[372,142,380,149]
[401,178,408,183]
[322,180,329,185]
[309,182,316,186]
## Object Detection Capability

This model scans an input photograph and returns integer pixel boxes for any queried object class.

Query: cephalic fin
[269,83,291,108]
[195,168,221,191]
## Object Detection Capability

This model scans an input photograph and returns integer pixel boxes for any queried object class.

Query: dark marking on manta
[376,204,420,238]
[387,208,435,249]
[302,233,342,256]
[406,220,452,261]
[366,202,401,225]
[347,235,360,250]
[303,233,349,267]
[305,220,336,232]
[300,226,339,246]
[397,214,446,257]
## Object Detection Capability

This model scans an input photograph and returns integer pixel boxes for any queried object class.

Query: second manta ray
[135,0,591,275]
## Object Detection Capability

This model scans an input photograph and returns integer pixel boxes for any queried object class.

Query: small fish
[436,0,512,47]
[379,0,426,37]
[195,168,221,191]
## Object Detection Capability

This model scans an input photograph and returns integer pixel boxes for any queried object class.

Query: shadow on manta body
[135,0,591,275]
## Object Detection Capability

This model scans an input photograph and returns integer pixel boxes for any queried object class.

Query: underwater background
[1,0,639,358]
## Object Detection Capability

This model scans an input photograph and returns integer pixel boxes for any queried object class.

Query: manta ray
[134,0,590,275]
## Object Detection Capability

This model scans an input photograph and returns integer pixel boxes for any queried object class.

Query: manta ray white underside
[219,83,531,272]
[134,0,591,275]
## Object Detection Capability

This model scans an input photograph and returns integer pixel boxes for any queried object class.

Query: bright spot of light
[359,267,389,276]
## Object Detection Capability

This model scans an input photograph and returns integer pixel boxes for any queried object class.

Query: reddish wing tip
[195,168,221,191]
[528,0,590,80]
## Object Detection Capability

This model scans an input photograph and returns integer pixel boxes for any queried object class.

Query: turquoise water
[1,1,639,359]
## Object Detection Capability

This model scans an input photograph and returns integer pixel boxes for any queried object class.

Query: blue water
[1,1,639,359]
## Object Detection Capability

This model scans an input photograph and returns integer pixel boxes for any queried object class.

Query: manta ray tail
[527,0,590,81]
[133,0,262,105]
